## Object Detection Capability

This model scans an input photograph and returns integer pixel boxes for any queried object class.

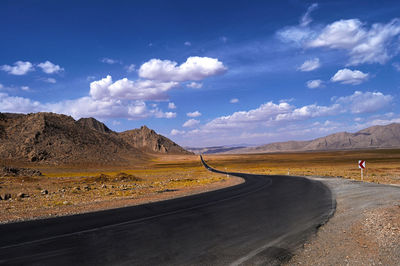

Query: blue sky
[1,0,400,147]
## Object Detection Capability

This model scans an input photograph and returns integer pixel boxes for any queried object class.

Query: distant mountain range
[190,123,400,154]
[185,145,248,155]
[0,112,191,165]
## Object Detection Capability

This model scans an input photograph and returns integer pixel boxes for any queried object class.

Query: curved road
[0,156,335,265]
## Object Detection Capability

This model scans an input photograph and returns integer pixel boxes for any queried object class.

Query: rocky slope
[120,126,191,154]
[226,123,400,154]
[0,112,190,165]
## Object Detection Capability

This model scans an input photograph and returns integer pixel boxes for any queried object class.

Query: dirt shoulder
[287,177,400,265]
[0,169,243,224]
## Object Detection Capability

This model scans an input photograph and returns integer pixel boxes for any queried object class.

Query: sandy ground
[286,177,400,265]
[0,174,243,224]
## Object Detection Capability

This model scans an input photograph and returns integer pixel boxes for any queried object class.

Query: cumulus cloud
[1,61,34,75]
[278,8,400,66]
[187,111,202,117]
[126,64,136,73]
[168,102,176,109]
[89,75,178,101]
[306,79,323,89]
[298,58,320,71]
[138,56,227,82]
[101,57,121,64]
[0,76,180,121]
[37,61,64,74]
[21,86,30,91]
[203,91,392,130]
[331,68,369,85]
[230,98,239,103]
[335,91,393,114]
[308,19,400,65]
[0,55,228,122]
[183,119,200,127]
[300,3,318,27]
[186,82,203,88]
[0,93,42,113]
[170,129,185,136]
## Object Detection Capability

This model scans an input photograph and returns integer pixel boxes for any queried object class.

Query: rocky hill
[120,126,191,154]
[226,123,400,154]
[0,112,190,165]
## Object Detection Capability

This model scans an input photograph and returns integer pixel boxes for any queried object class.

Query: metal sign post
[358,160,366,181]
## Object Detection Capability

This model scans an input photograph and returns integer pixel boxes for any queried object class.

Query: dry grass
[1,149,399,223]
[194,149,400,185]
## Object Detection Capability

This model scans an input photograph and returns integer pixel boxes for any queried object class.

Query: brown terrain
[0,112,399,264]
[0,112,191,166]
[226,123,400,154]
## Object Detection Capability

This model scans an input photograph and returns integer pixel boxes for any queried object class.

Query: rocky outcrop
[119,126,192,154]
[76,117,112,134]
[0,112,191,165]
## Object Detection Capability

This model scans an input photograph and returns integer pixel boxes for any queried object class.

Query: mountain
[185,146,247,155]
[0,112,191,165]
[76,117,113,134]
[225,123,400,154]
[120,126,191,154]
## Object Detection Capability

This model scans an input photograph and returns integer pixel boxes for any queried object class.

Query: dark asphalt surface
[0,156,335,265]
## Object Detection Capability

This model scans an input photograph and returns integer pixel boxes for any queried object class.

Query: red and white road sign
[358,160,366,169]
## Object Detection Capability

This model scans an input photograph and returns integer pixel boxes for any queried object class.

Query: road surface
[0,156,335,265]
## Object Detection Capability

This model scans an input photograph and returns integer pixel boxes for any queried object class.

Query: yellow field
[1,149,399,223]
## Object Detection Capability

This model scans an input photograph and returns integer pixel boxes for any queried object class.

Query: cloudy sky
[1,0,400,147]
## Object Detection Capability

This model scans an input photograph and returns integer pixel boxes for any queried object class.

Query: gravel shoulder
[287,176,400,265]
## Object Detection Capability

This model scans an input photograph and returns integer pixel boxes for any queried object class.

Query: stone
[3,193,11,200]
[17,192,28,198]
[41,189,49,195]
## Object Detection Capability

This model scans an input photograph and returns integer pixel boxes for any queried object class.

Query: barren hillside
[227,123,400,154]
[0,112,190,165]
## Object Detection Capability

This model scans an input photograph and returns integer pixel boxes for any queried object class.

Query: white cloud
[171,129,185,136]
[306,79,323,89]
[277,26,314,46]
[298,58,320,71]
[89,75,178,101]
[21,86,30,91]
[186,82,203,88]
[41,77,57,83]
[0,84,3,89]
[308,18,400,65]
[184,41,191,46]
[187,111,201,117]
[300,3,318,27]
[335,91,393,114]
[101,58,121,64]
[138,56,227,82]
[126,64,136,73]
[203,91,392,131]
[331,68,369,85]
[393,62,400,72]
[168,102,176,109]
[205,102,293,130]
[154,110,176,119]
[37,61,64,74]
[0,93,42,113]
[1,61,34,75]
[230,98,239,103]
[183,119,200,127]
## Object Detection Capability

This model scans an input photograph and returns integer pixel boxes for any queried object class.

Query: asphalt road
[0,156,335,265]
